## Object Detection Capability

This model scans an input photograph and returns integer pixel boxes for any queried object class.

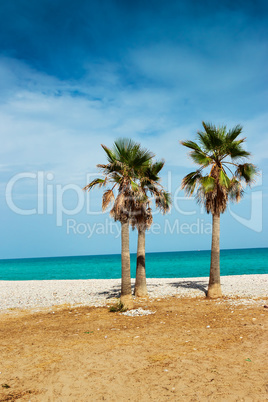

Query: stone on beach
[0,274,267,312]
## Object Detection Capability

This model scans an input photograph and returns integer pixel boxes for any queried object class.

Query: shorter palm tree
[131,161,171,297]
[181,122,257,298]
[83,138,154,309]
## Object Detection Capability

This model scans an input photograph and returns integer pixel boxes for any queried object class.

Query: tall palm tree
[181,122,257,298]
[131,161,171,297]
[83,138,154,309]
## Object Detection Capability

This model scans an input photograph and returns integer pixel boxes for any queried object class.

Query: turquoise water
[0,248,267,281]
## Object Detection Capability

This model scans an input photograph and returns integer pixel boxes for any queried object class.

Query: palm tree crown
[130,160,171,231]
[181,122,257,213]
[83,138,154,220]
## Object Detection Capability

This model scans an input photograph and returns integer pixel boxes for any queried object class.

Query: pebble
[0,275,267,312]
[121,308,155,317]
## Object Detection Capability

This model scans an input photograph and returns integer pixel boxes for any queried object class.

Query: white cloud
[0,57,194,185]
[0,54,267,196]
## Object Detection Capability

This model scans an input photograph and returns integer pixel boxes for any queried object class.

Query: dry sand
[0,277,267,401]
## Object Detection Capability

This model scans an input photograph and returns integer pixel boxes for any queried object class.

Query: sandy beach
[0,275,267,401]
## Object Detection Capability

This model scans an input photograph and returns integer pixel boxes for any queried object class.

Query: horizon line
[0,246,267,262]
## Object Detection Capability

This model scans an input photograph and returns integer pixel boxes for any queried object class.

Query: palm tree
[83,138,154,309]
[131,161,171,297]
[181,122,257,298]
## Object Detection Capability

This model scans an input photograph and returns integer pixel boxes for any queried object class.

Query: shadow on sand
[95,285,132,299]
[168,280,208,296]
[95,280,208,299]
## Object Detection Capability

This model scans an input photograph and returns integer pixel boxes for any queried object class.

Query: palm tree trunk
[207,213,223,298]
[120,221,134,309]
[134,228,148,297]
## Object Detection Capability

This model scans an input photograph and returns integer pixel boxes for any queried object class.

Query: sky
[0,0,267,259]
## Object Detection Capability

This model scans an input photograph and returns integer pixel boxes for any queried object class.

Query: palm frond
[144,182,162,197]
[235,163,258,185]
[201,176,216,193]
[189,150,212,166]
[113,138,133,162]
[101,144,116,164]
[102,189,115,211]
[130,180,139,191]
[202,122,226,150]
[228,178,244,202]
[155,191,171,214]
[225,142,251,160]
[180,140,202,152]
[131,148,154,169]
[110,172,122,184]
[113,138,154,172]
[96,164,108,170]
[181,171,203,196]
[111,191,126,221]
[150,160,165,175]
[83,177,107,191]
[196,131,212,152]
[218,170,230,188]
[226,125,243,142]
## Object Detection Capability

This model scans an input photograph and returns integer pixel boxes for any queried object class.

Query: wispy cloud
[1,54,267,185]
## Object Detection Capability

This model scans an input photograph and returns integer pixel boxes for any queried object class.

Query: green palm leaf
[235,163,258,184]
[197,131,212,152]
[181,171,202,196]
[155,190,172,213]
[83,178,106,191]
[190,150,212,166]
[180,140,203,152]
[225,142,251,160]
[151,160,165,175]
[202,122,225,149]
[226,125,243,142]
[101,144,116,163]
[219,170,230,188]
[201,176,216,193]
[130,180,139,191]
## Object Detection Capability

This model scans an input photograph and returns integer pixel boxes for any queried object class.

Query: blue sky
[0,0,267,259]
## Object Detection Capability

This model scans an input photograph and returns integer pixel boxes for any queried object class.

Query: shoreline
[0,274,267,312]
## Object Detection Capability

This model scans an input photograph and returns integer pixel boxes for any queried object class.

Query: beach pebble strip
[0,274,267,312]
[121,308,156,317]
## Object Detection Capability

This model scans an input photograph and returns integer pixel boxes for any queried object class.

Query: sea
[0,248,267,281]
